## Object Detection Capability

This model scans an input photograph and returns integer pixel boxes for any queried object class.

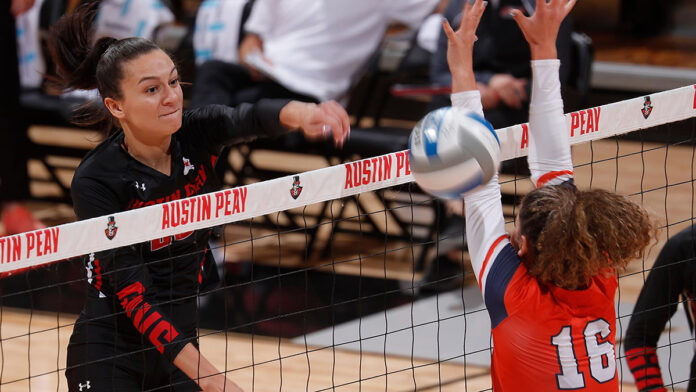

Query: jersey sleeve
[624,226,695,392]
[71,178,189,362]
[527,59,573,187]
[181,99,290,156]
[455,90,521,329]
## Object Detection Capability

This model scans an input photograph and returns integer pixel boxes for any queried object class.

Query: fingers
[322,101,350,147]
[563,0,577,17]
[441,19,456,41]
[304,101,348,148]
[535,0,546,12]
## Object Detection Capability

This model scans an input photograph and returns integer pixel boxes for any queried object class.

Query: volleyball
[409,107,501,199]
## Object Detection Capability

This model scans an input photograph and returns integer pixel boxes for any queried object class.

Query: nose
[162,83,179,106]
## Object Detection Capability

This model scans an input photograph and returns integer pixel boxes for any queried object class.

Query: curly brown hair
[518,185,656,290]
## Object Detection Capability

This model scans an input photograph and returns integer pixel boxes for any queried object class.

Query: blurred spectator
[193,0,250,66]
[93,0,175,40]
[0,0,45,236]
[190,0,439,108]
[430,0,572,128]
[624,224,696,392]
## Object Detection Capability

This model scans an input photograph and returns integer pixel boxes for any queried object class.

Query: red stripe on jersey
[132,302,151,328]
[478,235,509,291]
[536,170,573,188]
[626,347,655,364]
[149,319,180,354]
[93,259,103,291]
[626,347,665,391]
[636,377,666,392]
[211,155,218,167]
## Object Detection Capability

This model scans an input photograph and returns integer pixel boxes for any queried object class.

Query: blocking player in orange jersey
[443,0,656,390]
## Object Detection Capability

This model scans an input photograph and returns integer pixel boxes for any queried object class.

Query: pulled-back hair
[518,185,656,290]
[47,1,161,132]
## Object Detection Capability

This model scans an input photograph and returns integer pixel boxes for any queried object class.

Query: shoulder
[73,132,127,183]
[71,133,130,219]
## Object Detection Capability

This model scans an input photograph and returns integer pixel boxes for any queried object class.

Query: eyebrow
[137,66,177,85]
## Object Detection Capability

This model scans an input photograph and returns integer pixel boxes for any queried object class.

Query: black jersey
[68,100,288,364]
[625,224,696,392]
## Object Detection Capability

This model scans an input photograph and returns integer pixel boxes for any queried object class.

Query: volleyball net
[1,85,695,391]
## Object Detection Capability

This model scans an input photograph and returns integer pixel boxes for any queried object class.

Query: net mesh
[1,86,696,391]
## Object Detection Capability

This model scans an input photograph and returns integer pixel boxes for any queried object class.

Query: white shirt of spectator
[193,0,248,65]
[94,0,174,41]
[16,0,46,89]
[244,0,438,102]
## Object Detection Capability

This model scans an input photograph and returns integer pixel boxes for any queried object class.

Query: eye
[169,78,179,86]
[146,86,158,94]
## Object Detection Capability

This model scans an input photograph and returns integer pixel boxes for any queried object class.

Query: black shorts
[66,339,199,392]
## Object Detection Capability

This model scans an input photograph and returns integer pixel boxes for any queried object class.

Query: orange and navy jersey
[457,60,621,390]
[485,241,619,391]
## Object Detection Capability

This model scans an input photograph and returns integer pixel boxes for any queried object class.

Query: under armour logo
[78,381,91,390]
[183,157,195,175]
[134,181,146,191]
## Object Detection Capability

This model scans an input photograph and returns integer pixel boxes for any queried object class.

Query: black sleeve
[624,225,696,391]
[72,178,190,362]
[180,99,291,156]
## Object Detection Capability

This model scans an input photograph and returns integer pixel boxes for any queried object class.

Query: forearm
[174,343,226,388]
[624,346,666,392]
[451,63,476,94]
[527,59,572,187]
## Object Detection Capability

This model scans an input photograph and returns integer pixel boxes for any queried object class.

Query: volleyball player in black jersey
[48,4,349,391]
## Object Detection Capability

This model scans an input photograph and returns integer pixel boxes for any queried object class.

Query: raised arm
[511,0,576,187]
[443,0,511,306]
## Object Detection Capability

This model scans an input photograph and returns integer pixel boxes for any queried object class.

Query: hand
[239,34,270,81]
[198,374,243,392]
[488,74,528,109]
[477,83,501,109]
[279,101,351,148]
[441,0,487,93]
[510,0,576,60]
[11,0,35,17]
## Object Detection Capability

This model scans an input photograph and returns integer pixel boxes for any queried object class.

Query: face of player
[109,49,183,142]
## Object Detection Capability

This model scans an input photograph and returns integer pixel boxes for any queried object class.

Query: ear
[104,97,125,120]
[518,234,530,258]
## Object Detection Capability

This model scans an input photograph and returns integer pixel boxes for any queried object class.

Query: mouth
[160,108,181,118]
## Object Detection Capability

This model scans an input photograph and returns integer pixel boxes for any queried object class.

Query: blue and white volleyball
[409,107,501,199]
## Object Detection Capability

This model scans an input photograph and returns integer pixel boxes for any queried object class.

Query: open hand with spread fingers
[441,0,487,93]
[510,0,577,60]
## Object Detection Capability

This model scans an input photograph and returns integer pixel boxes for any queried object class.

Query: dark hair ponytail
[47,1,161,133]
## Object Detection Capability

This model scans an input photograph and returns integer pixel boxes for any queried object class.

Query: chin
[161,116,182,134]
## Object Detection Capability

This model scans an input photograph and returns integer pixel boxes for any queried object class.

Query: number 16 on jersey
[551,319,617,389]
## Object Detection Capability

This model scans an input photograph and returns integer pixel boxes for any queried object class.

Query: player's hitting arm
[185,99,349,153]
